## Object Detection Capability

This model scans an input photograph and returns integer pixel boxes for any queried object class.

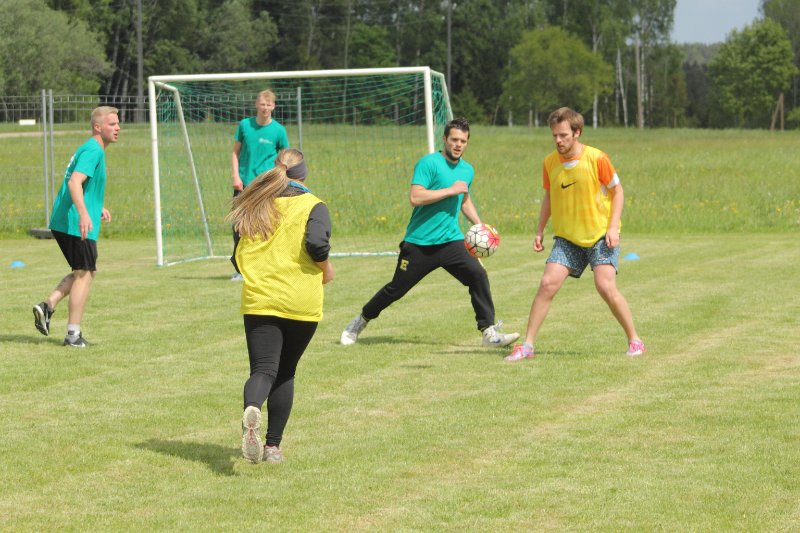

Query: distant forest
[1,0,798,128]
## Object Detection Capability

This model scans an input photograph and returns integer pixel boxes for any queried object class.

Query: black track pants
[361,240,495,331]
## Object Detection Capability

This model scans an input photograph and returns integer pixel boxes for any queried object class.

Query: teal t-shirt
[49,138,107,241]
[404,152,474,246]
[234,118,289,186]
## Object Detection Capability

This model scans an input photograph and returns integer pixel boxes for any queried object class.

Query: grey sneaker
[63,333,89,348]
[340,314,368,346]
[482,321,519,348]
[263,445,284,464]
[241,406,263,463]
[33,302,54,336]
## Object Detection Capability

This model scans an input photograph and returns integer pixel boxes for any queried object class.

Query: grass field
[1,231,799,530]
[3,126,799,246]
[2,126,799,529]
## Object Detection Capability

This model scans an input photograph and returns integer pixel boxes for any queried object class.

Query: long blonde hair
[226,149,304,240]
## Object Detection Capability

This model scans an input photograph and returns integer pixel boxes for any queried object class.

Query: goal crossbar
[148,67,451,266]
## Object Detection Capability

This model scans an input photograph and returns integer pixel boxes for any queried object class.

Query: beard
[444,146,462,161]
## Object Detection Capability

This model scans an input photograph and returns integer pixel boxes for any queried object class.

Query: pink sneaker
[626,339,646,356]
[263,445,284,464]
[504,343,534,362]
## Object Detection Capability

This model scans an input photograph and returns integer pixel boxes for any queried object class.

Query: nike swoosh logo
[561,182,577,189]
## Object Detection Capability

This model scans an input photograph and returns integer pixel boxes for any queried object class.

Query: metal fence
[0,92,151,238]
[0,93,148,125]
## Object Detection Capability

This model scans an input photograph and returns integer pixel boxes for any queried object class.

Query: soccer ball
[464,223,500,258]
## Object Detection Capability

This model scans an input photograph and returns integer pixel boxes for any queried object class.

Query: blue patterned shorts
[547,236,619,278]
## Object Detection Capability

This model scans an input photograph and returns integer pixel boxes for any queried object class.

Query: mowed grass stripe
[0,234,798,530]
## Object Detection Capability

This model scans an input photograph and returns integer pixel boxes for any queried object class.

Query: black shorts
[52,230,98,271]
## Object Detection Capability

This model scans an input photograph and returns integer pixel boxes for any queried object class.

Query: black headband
[286,159,308,181]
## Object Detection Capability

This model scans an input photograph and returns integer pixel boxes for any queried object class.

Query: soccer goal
[147,67,452,267]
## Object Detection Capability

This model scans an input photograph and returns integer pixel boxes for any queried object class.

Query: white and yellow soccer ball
[464,223,500,258]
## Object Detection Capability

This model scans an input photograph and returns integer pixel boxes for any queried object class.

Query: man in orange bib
[506,107,645,362]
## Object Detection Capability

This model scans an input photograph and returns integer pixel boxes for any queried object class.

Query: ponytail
[226,149,304,240]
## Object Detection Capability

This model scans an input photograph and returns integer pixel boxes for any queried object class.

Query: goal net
[148,67,452,267]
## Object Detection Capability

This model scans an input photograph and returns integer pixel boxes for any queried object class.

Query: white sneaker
[482,321,519,347]
[231,272,243,281]
[340,314,368,345]
[241,406,263,463]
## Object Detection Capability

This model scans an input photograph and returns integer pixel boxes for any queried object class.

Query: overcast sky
[671,0,762,44]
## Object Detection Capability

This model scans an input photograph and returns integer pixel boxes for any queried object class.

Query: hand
[232,177,244,191]
[605,227,620,248]
[321,262,334,284]
[533,234,545,252]
[449,181,469,196]
[78,212,92,240]
[101,208,111,222]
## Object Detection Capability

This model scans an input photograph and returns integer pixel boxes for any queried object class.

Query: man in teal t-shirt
[229,89,290,280]
[339,118,519,348]
[32,106,120,348]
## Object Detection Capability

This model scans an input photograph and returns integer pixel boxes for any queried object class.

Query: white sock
[67,324,81,339]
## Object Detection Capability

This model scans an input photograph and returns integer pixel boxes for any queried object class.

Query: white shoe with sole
[340,314,368,346]
[241,406,263,463]
[482,321,519,348]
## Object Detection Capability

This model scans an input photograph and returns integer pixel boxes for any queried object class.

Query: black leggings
[362,240,496,331]
[243,314,318,447]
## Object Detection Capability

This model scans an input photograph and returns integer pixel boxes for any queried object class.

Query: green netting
[152,70,451,265]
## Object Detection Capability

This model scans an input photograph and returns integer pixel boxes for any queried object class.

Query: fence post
[41,90,50,226]
[48,90,56,206]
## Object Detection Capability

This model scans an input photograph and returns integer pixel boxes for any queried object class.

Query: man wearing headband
[340,117,519,349]
[230,89,290,280]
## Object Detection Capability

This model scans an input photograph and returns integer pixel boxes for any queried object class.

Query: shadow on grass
[0,334,60,345]
[136,439,241,477]
[333,336,434,346]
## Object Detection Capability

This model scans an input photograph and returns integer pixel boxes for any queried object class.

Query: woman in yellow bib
[227,149,334,463]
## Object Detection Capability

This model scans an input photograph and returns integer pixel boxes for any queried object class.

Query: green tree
[709,19,797,128]
[549,0,634,126]
[502,26,614,120]
[348,23,395,68]
[0,0,109,94]
[761,0,800,63]
[761,0,800,109]
[201,0,278,72]
[629,0,677,127]
[647,44,689,126]
[451,0,547,124]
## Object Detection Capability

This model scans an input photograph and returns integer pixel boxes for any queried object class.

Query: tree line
[0,0,797,129]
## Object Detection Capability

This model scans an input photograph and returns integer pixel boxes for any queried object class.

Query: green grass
[1,233,799,530]
[3,127,800,246]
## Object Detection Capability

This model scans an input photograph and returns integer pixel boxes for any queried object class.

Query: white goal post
[148,67,452,267]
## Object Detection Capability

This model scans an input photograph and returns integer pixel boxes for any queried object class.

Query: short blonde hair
[91,106,119,127]
[257,90,276,103]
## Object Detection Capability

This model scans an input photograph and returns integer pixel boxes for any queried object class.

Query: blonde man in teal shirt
[33,106,120,347]
[340,118,518,348]
[230,90,289,280]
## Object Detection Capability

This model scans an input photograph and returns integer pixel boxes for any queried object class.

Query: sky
[671,0,762,44]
